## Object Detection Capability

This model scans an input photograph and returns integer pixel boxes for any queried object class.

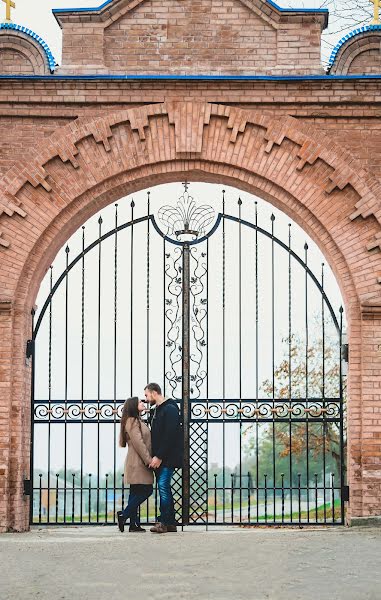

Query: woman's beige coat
[124,417,154,485]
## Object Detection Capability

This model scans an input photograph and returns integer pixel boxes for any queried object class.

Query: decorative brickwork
[0,24,56,75]
[1,101,381,531]
[329,27,381,75]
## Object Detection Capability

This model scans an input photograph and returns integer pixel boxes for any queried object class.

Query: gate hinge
[342,343,349,363]
[26,339,35,360]
[23,479,32,496]
[342,485,350,502]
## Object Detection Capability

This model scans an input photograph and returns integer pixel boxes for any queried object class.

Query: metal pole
[182,242,190,526]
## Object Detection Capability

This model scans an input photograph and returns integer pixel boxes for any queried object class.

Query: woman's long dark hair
[119,396,141,447]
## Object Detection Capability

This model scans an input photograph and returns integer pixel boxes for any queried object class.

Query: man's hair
[144,382,162,395]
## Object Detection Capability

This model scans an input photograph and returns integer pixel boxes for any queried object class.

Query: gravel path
[1,526,381,600]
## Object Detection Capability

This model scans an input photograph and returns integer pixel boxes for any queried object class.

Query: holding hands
[149,456,162,469]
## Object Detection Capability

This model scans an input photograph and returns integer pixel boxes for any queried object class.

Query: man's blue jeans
[156,466,176,526]
[122,484,153,526]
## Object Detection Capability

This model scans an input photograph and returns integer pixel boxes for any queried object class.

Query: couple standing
[117,382,183,534]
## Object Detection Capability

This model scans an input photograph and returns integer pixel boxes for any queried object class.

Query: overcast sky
[4,0,374,66]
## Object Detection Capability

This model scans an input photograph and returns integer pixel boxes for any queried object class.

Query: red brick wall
[57,0,326,75]
[0,117,73,177]
[0,49,34,74]
[348,49,381,74]
[104,0,277,74]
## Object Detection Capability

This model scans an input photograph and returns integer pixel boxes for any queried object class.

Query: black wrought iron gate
[30,184,346,526]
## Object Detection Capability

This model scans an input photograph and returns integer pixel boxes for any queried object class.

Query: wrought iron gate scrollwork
[31,183,346,527]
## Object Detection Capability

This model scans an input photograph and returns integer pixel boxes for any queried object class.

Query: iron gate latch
[26,339,34,360]
[23,479,32,496]
[342,485,350,502]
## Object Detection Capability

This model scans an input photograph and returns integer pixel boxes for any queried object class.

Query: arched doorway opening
[30,182,346,526]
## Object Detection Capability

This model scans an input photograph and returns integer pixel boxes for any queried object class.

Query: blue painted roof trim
[0,73,381,81]
[0,23,57,72]
[328,24,381,69]
[52,0,328,15]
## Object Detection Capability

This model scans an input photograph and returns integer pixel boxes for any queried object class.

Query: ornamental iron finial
[158,183,215,241]
[2,0,15,23]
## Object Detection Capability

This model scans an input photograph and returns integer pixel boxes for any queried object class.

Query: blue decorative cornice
[0,23,56,72]
[52,0,328,18]
[328,24,381,71]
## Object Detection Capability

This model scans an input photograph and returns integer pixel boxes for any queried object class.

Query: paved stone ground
[1,526,381,600]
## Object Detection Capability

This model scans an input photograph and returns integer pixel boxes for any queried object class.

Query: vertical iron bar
[72,473,75,523]
[322,264,327,524]
[264,474,268,523]
[214,473,217,523]
[96,218,102,523]
[55,473,59,523]
[281,473,285,524]
[304,243,310,523]
[331,473,336,523]
[105,474,109,524]
[64,245,70,523]
[238,198,243,524]
[315,473,318,523]
[130,200,135,397]
[231,473,234,524]
[121,474,125,517]
[247,471,251,523]
[163,237,166,398]
[113,207,118,522]
[339,306,345,525]
[88,473,92,523]
[298,473,302,523]
[222,191,226,523]
[30,308,36,525]
[255,201,259,524]
[271,214,276,523]
[39,474,42,524]
[182,242,190,526]
[146,192,151,384]
[47,267,53,523]
[288,224,293,523]
[206,236,209,528]
[80,228,85,524]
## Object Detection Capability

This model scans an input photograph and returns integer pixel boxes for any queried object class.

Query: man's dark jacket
[150,399,183,468]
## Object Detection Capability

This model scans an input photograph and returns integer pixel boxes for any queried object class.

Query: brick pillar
[348,303,381,523]
[0,299,12,533]
[0,300,32,532]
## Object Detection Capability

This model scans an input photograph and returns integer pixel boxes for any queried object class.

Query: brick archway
[1,101,381,531]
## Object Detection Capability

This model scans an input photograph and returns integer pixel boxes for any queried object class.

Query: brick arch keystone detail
[0,101,381,308]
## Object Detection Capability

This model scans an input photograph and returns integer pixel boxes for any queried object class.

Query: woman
[117,396,153,533]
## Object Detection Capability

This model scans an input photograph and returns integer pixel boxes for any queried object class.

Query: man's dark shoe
[129,524,146,532]
[117,511,125,533]
[150,522,168,534]
[167,525,177,532]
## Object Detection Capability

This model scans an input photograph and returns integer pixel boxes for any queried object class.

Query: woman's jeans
[122,484,153,526]
[156,466,176,526]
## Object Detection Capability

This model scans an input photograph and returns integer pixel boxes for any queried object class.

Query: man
[144,382,183,534]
